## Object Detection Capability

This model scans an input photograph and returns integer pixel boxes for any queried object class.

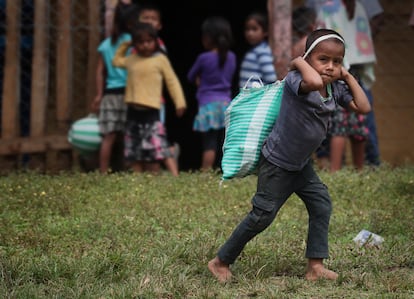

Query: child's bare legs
[305,258,338,281]
[201,149,215,171]
[130,161,144,173]
[200,129,222,171]
[317,156,330,171]
[130,161,160,174]
[163,157,179,176]
[329,135,346,172]
[144,162,161,174]
[169,143,177,158]
[350,138,366,170]
[99,132,117,173]
[161,142,180,176]
[208,256,232,283]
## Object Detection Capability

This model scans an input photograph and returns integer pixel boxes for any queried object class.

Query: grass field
[0,165,413,298]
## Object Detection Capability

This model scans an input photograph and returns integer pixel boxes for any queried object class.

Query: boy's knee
[248,194,278,231]
[316,197,332,219]
[247,207,274,231]
[317,187,332,212]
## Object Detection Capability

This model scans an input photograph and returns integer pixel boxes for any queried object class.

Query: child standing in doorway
[187,16,237,171]
[137,3,181,174]
[112,22,186,175]
[208,29,370,283]
[92,2,139,174]
[239,11,277,88]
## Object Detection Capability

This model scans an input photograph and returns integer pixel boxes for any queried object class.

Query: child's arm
[290,56,324,93]
[112,41,131,68]
[91,55,105,112]
[187,56,201,84]
[162,57,187,116]
[340,66,371,114]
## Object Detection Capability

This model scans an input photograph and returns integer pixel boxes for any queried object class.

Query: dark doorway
[135,0,268,170]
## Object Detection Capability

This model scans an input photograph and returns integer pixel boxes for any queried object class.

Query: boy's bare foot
[208,256,232,283]
[305,264,338,281]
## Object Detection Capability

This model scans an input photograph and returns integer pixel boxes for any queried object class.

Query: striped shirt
[239,41,277,88]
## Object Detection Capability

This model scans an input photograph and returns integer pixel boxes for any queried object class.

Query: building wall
[372,0,414,166]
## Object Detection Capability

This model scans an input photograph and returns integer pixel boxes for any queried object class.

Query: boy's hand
[289,56,304,71]
[340,66,350,81]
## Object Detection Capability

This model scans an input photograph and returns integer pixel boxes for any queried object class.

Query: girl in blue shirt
[91,2,139,173]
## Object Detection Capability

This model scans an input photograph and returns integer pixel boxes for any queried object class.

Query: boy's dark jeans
[218,157,332,265]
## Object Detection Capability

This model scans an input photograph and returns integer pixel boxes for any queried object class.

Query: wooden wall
[0,0,101,173]
[372,0,414,166]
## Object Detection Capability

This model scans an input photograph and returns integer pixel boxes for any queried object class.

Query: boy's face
[139,9,162,31]
[307,40,345,84]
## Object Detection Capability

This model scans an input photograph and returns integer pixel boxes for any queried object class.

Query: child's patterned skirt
[329,107,369,141]
[193,100,229,132]
[124,106,172,162]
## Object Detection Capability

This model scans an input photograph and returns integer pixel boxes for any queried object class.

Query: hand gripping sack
[221,77,284,180]
[68,114,102,155]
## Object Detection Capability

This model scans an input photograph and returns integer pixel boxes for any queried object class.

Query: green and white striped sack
[68,114,102,156]
[221,77,285,180]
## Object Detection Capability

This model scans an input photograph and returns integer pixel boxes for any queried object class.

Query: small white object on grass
[353,229,384,247]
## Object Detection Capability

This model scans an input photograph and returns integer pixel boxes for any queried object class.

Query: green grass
[0,165,413,298]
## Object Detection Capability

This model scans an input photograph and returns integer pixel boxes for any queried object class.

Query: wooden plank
[56,0,72,131]
[1,0,22,139]
[0,135,72,155]
[87,0,101,106]
[268,0,291,79]
[30,0,50,137]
